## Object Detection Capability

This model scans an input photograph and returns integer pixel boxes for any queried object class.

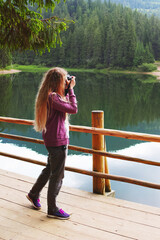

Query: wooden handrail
[1,132,160,167]
[0,116,160,192]
[1,116,160,142]
[0,117,33,125]
[0,132,44,144]
[70,125,160,143]
[0,151,160,190]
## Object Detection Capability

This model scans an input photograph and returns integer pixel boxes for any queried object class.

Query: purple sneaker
[47,209,70,220]
[26,194,41,210]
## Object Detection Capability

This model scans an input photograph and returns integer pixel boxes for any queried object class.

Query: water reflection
[1,72,160,133]
[0,72,160,207]
[72,72,160,128]
[0,140,159,207]
[0,75,12,119]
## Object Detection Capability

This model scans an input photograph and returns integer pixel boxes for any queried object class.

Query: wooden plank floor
[0,168,160,240]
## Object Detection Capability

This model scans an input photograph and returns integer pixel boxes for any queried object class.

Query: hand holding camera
[65,74,76,95]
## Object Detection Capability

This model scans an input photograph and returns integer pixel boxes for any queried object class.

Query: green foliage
[96,64,105,69]
[0,48,12,68]
[13,0,160,69]
[137,63,157,72]
[13,64,50,72]
[0,0,69,52]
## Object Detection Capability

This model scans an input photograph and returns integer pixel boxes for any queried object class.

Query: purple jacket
[42,89,78,147]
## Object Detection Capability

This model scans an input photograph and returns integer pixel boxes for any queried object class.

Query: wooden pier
[0,116,160,239]
[0,168,160,240]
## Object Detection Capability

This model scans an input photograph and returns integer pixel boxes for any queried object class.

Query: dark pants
[29,145,67,213]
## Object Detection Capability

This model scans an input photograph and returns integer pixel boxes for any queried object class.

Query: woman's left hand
[70,76,76,89]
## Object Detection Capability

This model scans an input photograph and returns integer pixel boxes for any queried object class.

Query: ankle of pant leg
[48,206,59,214]
[29,191,39,199]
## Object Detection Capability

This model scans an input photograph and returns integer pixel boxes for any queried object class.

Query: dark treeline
[13,0,160,69]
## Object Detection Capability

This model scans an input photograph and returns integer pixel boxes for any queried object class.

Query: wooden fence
[0,113,160,195]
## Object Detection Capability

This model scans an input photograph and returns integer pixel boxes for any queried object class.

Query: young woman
[26,67,77,220]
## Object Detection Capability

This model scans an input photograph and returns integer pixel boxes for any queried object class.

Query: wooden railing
[0,113,160,195]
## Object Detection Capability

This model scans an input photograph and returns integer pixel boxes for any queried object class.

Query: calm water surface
[0,71,160,207]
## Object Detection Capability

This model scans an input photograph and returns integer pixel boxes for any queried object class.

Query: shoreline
[124,70,160,79]
[148,65,160,79]
[1,66,160,79]
[145,71,160,80]
[0,69,21,75]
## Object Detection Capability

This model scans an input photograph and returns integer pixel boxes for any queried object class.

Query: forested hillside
[14,0,160,69]
[109,0,160,16]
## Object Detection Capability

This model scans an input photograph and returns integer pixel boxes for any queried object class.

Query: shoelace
[59,209,65,214]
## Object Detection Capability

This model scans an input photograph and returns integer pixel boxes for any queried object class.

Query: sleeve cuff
[68,88,75,95]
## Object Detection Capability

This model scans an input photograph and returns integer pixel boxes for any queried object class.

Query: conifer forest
[13,0,160,69]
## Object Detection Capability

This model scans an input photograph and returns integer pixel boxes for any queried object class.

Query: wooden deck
[0,169,160,240]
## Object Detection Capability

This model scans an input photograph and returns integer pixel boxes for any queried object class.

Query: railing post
[92,111,105,194]
[104,139,111,192]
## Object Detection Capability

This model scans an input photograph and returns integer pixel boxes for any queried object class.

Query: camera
[67,74,72,81]
[65,74,73,95]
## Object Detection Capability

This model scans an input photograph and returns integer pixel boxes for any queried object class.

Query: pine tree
[144,44,154,63]
[134,41,145,66]
[124,11,136,67]
[105,24,114,67]
[0,0,68,52]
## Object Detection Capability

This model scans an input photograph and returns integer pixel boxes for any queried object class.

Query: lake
[0,71,160,207]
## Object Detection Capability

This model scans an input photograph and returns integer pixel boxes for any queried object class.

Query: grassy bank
[7,63,160,78]
[12,64,102,73]
[12,64,50,72]
[12,64,138,74]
